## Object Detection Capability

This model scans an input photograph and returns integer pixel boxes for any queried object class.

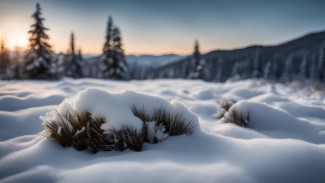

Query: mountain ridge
[154,29,325,81]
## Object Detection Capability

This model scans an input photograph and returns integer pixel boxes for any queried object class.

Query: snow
[1,79,325,183]
[45,88,198,132]
[126,54,185,68]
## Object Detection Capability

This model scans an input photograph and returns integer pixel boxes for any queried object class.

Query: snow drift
[42,88,199,152]
[1,79,325,183]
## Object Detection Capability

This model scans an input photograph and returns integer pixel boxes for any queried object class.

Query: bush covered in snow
[42,89,198,153]
[217,99,237,118]
[43,110,111,153]
[223,109,249,127]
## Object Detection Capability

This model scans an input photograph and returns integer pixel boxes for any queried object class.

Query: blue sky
[0,0,324,55]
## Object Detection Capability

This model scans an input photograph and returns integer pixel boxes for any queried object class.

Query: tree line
[0,3,128,80]
[0,3,210,81]
[0,3,324,84]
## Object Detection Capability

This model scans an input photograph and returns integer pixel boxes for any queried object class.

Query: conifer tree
[253,48,263,78]
[319,45,325,83]
[111,27,128,79]
[55,53,66,78]
[214,59,223,82]
[188,40,208,80]
[0,39,11,79]
[66,32,83,78]
[78,48,83,61]
[24,3,56,79]
[299,54,308,80]
[263,61,272,81]
[231,62,241,80]
[281,54,294,82]
[10,46,23,79]
[100,16,128,79]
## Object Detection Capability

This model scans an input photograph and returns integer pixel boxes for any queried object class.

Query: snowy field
[1,79,325,183]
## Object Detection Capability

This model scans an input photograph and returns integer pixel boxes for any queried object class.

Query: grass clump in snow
[217,99,237,118]
[224,109,249,127]
[43,110,113,153]
[132,106,196,137]
[110,124,146,151]
[43,106,196,153]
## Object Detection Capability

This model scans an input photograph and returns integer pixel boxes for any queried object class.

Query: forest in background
[1,3,325,85]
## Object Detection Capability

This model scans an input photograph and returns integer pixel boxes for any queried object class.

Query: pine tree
[6,46,23,79]
[55,53,66,78]
[263,61,272,81]
[319,45,325,83]
[0,39,11,79]
[299,54,308,80]
[100,16,113,78]
[214,58,223,82]
[112,27,128,79]
[24,3,56,79]
[78,48,83,61]
[188,40,208,80]
[253,48,263,78]
[231,62,240,80]
[100,16,128,79]
[66,32,83,78]
[309,54,317,80]
[10,46,23,79]
[281,54,294,82]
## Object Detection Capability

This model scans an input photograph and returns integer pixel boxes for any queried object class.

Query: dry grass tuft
[224,109,249,127]
[43,110,113,153]
[217,99,236,118]
[43,106,197,153]
[132,106,196,136]
[110,124,146,151]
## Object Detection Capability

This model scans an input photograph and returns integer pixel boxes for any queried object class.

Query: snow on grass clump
[222,100,325,144]
[217,99,237,118]
[42,88,198,153]
[224,109,249,127]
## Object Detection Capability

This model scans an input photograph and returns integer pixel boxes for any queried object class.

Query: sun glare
[7,35,28,49]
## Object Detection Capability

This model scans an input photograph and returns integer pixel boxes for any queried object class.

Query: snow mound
[45,88,198,132]
[223,101,325,144]
[41,88,199,151]
[1,79,325,182]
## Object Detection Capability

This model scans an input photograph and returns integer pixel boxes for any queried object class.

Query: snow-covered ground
[1,79,325,183]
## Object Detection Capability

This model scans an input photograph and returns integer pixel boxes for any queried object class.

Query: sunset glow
[7,34,28,49]
[0,0,325,55]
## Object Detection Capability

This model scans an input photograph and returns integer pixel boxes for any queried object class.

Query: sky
[0,0,325,55]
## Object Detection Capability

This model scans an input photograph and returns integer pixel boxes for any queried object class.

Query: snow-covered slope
[157,30,325,81]
[126,54,185,68]
[1,79,325,183]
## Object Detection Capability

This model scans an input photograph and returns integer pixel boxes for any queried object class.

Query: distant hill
[154,30,325,81]
[81,30,325,81]
[126,54,185,68]
[82,53,185,78]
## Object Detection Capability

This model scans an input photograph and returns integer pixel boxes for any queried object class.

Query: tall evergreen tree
[100,16,128,79]
[319,45,325,83]
[299,53,308,80]
[24,3,56,79]
[188,40,208,80]
[111,27,128,79]
[0,39,11,79]
[214,58,223,82]
[253,48,263,78]
[263,61,272,81]
[231,62,240,79]
[55,53,66,78]
[281,54,294,82]
[66,32,83,78]
[78,48,83,61]
[10,46,23,79]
